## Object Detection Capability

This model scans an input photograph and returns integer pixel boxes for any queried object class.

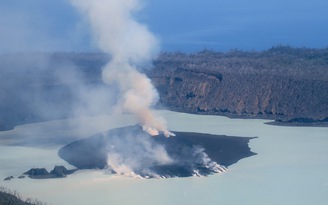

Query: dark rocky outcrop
[23,166,76,179]
[49,166,72,177]
[3,176,14,181]
[24,168,49,177]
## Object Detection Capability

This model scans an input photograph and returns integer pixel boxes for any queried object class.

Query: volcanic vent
[59,125,256,178]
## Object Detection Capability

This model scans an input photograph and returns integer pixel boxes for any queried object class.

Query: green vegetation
[0,187,46,205]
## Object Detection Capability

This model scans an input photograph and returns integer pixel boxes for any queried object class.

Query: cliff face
[148,48,328,122]
[0,47,327,130]
[150,69,328,121]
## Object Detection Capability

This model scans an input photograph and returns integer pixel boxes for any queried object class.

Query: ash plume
[70,0,174,137]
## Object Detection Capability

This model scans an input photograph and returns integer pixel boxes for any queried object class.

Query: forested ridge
[148,46,328,124]
[0,46,327,130]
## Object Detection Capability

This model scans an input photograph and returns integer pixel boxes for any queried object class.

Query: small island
[59,125,256,178]
[23,166,76,179]
[3,166,76,181]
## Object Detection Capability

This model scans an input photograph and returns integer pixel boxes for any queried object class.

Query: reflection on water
[0,110,327,205]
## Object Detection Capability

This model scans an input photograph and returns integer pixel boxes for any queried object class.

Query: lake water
[1,110,327,205]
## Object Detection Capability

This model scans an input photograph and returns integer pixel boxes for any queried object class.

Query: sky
[0,0,327,53]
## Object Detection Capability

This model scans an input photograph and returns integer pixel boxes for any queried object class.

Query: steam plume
[70,0,174,137]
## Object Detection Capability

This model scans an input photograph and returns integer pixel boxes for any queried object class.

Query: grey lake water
[0,110,327,205]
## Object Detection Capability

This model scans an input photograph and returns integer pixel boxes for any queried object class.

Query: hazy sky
[0,0,327,52]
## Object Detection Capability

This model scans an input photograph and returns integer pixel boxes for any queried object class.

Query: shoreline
[58,125,257,178]
[0,111,327,205]
[265,120,328,127]
[156,107,328,128]
[1,108,327,132]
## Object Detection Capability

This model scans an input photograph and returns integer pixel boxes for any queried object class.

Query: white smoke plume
[70,0,174,137]
[191,147,227,176]
[105,130,173,178]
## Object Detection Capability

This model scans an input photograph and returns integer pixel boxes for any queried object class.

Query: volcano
[59,125,256,178]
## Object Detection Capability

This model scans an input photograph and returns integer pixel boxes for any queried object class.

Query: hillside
[148,46,328,123]
[0,46,327,130]
[0,187,44,205]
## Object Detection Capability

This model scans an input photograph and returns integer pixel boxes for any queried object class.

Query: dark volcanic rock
[24,168,49,177]
[50,166,75,177]
[4,176,14,181]
[59,125,256,178]
[23,166,75,179]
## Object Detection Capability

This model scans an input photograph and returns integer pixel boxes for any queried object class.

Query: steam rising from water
[103,128,226,178]
[70,0,174,137]
[58,125,229,179]
[105,130,174,178]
